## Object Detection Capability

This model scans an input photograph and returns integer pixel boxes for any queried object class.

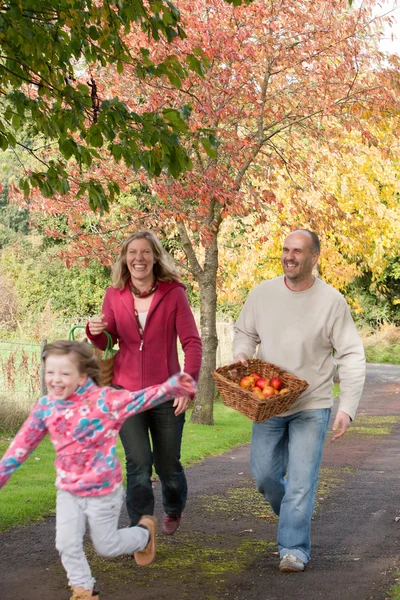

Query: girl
[0,340,196,600]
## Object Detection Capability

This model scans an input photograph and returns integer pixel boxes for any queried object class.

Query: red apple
[254,377,268,390]
[270,376,282,390]
[250,372,261,380]
[239,375,255,389]
[262,386,275,397]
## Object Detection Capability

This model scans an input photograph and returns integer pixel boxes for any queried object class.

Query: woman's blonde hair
[43,340,101,386]
[112,230,181,290]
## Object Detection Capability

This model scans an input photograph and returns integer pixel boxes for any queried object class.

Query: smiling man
[233,229,366,573]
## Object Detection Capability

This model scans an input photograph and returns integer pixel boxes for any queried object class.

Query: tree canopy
[0,0,231,209]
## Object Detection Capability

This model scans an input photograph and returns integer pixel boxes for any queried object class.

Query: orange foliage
[14,0,399,274]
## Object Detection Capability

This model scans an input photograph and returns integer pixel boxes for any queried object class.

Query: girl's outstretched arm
[109,373,197,417]
[0,400,49,488]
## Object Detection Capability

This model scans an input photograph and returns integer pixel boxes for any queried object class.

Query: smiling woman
[86,230,202,535]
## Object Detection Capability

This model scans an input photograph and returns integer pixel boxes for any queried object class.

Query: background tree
[0,0,229,208]
[9,0,400,423]
[216,114,400,319]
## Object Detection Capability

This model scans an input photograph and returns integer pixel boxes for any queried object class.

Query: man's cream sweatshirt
[233,276,366,420]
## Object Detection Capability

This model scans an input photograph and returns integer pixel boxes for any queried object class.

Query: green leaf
[86,126,104,148]
[163,109,188,132]
[166,72,182,88]
[186,54,205,77]
[200,137,218,158]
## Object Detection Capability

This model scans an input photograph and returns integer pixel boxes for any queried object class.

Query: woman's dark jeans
[119,400,187,526]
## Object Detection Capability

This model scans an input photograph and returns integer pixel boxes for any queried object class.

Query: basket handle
[68,325,115,359]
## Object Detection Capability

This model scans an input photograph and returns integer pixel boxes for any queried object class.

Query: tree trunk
[190,235,219,425]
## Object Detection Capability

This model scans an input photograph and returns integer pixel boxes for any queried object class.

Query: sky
[373,0,400,54]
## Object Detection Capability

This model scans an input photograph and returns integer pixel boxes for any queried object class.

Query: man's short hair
[295,229,321,254]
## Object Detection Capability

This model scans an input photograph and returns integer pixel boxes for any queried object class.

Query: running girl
[0,340,196,600]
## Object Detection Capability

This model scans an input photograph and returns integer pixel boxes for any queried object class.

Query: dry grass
[0,348,41,434]
[361,323,400,347]
[360,323,400,365]
[0,393,37,434]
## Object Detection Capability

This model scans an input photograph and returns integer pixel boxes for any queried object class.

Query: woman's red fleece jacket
[86,281,202,392]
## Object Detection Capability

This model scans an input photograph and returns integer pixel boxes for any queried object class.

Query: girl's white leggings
[56,486,149,589]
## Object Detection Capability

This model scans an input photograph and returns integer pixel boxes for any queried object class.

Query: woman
[87,231,202,535]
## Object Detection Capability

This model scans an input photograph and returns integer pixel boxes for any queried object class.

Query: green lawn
[365,344,400,365]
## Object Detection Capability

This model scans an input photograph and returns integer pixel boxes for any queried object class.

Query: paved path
[1,364,400,600]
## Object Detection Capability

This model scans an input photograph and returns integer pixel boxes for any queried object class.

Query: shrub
[0,276,18,331]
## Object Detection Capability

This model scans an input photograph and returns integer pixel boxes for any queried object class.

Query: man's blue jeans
[119,400,187,526]
[250,408,331,563]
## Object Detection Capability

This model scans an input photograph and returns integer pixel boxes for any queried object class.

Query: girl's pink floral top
[0,373,195,497]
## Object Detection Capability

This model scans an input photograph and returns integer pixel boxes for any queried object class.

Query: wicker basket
[212,359,309,423]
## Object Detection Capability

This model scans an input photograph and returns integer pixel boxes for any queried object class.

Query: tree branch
[175,220,203,280]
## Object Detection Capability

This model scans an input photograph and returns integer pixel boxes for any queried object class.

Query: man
[233,229,366,573]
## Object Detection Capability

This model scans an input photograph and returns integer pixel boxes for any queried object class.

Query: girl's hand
[173,395,192,416]
[88,315,108,336]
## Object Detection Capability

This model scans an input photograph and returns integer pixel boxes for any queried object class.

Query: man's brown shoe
[134,516,157,566]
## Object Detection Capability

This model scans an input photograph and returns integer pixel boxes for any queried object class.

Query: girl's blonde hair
[112,230,181,290]
[43,340,101,386]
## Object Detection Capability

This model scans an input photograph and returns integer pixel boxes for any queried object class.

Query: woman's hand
[173,395,192,416]
[88,315,108,336]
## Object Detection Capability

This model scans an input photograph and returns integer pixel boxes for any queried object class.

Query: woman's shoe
[162,514,182,535]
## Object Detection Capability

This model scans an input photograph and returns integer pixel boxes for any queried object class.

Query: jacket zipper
[121,286,175,387]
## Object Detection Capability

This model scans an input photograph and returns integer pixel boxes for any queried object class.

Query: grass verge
[388,573,400,600]
[365,344,400,365]
[362,324,400,365]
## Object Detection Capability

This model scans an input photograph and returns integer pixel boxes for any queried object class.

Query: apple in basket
[262,386,276,398]
[254,377,269,390]
[270,376,282,390]
[250,371,261,380]
[239,375,256,389]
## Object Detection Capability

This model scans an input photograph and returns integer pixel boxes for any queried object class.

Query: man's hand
[331,410,351,441]
[234,353,249,366]
[173,395,192,416]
